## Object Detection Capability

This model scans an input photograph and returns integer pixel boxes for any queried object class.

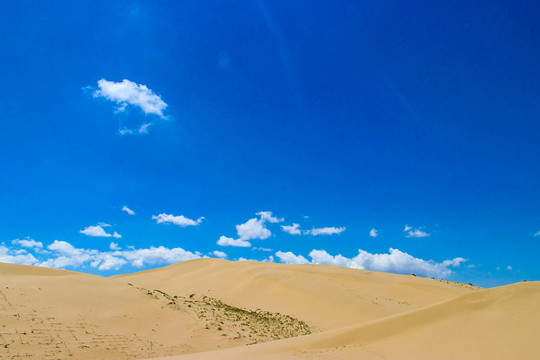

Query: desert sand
[0,258,537,359]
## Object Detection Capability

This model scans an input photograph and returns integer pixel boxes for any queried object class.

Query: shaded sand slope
[118,258,478,331]
[153,281,540,360]
[0,262,308,359]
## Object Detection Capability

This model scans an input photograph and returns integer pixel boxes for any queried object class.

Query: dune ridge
[117,258,478,331]
[151,281,540,360]
[1,259,535,360]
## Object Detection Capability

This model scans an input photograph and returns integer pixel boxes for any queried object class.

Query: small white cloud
[236,218,271,240]
[212,251,227,258]
[275,251,309,265]
[407,228,430,238]
[122,206,135,215]
[217,236,251,248]
[112,232,122,239]
[282,223,346,236]
[98,222,111,227]
[404,225,412,232]
[12,237,43,249]
[282,223,302,235]
[109,242,121,250]
[238,255,274,262]
[256,211,284,223]
[118,123,153,135]
[152,213,204,227]
[275,248,466,278]
[93,79,168,119]
[534,231,540,237]
[506,265,513,270]
[79,225,118,238]
[218,212,282,249]
[138,122,152,133]
[253,247,273,252]
[308,226,346,236]
[369,228,378,237]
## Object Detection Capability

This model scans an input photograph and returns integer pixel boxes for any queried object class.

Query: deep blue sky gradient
[1,1,539,287]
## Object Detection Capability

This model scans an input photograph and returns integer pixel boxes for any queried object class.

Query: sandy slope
[152,281,540,360]
[0,258,494,360]
[0,262,230,359]
[117,258,477,331]
[1,261,310,359]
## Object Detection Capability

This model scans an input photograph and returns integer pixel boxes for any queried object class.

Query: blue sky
[1,1,539,287]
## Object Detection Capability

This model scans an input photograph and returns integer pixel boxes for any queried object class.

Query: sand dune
[152,281,540,360]
[117,258,477,331]
[1,261,312,359]
[1,259,535,360]
[0,262,222,359]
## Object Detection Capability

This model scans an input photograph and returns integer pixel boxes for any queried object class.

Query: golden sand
[0,259,536,359]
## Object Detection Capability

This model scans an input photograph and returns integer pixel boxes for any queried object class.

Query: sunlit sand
[1,259,537,359]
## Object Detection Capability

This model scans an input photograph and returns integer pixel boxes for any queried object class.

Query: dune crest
[2,259,534,360]
[117,258,478,331]
[152,281,540,360]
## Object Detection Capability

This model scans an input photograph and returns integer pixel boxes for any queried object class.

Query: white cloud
[282,223,302,235]
[407,229,430,238]
[404,225,429,238]
[281,223,345,236]
[40,240,95,268]
[217,236,251,248]
[119,246,201,267]
[91,253,127,271]
[118,123,152,135]
[275,251,309,265]
[534,231,540,237]
[253,247,273,252]
[152,213,204,227]
[236,218,271,240]
[93,79,168,119]
[12,237,43,249]
[256,211,283,223]
[308,226,346,236]
[275,248,467,278]
[79,225,121,238]
[237,255,274,263]
[47,241,199,270]
[6,238,202,271]
[0,245,39,265]
[212,251,227,258]
[369,228,378,237]
[218,212,282,248]
[48,240,84,256]
[506,265,513,270]
[122,206,135,215]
